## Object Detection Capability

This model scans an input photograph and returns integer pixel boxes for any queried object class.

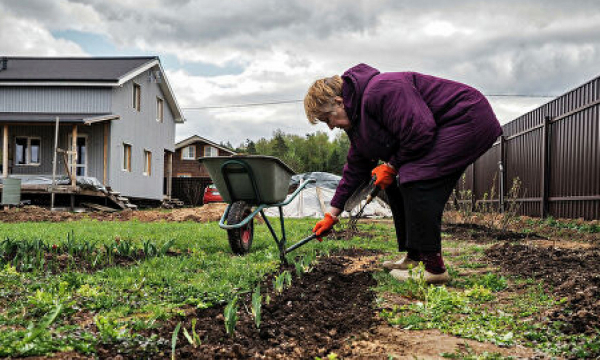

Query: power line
[485,94,556,98]
[183,99,302,110]
[181,94,556,111]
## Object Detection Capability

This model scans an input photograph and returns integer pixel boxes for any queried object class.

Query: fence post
[540,116,551,218]
[499,135,506,213]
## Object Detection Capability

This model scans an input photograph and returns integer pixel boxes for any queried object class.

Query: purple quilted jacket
[330,63,502,210]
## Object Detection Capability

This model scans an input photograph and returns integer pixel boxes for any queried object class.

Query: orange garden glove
[371,163,397,190]
[312,213,338,241]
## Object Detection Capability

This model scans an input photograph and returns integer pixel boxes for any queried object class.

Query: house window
[181,145,196,160]
[15,137,41,165]
[133,83,141,111]
[143,150,152,176]
[156,97,164,122]
[204,145,218,157]
[177,173,192,178]
[123,143,132,171]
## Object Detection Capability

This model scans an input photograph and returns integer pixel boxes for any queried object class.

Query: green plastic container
[199,155,295,204]
[1,177,21,205]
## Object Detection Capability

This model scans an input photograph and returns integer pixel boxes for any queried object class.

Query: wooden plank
[103,122,108,185]
[2,125,7,178]
[71,125,78,189]
[82,202,117,212]
[61,152,72,181]
[167,151,173,198]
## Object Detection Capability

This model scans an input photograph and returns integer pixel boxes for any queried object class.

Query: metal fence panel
[458,74,600,220]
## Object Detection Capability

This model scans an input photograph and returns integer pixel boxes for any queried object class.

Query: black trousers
[384,169,464,253]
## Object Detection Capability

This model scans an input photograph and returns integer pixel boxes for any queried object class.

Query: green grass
[1,217,598,358]
[0,217,396,357]
[526,216,600,234]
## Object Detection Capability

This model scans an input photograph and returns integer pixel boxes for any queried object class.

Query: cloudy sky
[1,0,600,146]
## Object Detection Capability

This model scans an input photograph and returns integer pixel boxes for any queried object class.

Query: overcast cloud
[1,0,600,146]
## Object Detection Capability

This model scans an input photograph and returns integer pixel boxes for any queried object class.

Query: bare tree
[182,179,204,206]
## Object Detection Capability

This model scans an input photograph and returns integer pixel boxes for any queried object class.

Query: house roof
[0,56,184,123]
[0,57,157,82]
[0,112,120,124]
[175,135,237,155]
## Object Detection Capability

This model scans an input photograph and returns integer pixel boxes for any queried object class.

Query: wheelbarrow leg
[277,206,287,263]
[259,208,288,264]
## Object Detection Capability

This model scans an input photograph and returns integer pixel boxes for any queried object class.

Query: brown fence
[461,75,600,220]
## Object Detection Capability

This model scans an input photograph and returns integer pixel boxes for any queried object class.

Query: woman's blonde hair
[304,75,343,124]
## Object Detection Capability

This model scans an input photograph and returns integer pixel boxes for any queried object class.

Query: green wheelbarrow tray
[198,155,319,261]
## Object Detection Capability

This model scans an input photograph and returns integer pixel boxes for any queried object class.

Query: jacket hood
[342,63,380,127]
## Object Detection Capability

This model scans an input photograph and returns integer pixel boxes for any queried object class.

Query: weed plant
[224,296,239,337]
[182,319,201,348]
[251,285,262,329]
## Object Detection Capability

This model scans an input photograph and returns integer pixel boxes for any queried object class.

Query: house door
[68,135,88,176]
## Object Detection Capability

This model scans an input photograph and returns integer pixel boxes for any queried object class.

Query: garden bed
[487,243,600,335]
[95,248,380,359]
[2,213,599,359]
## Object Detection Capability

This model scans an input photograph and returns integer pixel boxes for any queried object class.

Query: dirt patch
[340,327,539,359]
[0,249,187,275]
[0,204,228,223]
[131,203,228,222]
[487,243,600,335]
[443,222,545,242]
[94,248,380,359]
[4,249,185,274]
[331,228,375,241]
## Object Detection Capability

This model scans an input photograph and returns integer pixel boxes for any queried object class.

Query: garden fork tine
[349,180,380,229]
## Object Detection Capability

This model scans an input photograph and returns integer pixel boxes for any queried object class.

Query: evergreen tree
[246,139,257,154]
[272,129,288,158]
[230,129,351,174]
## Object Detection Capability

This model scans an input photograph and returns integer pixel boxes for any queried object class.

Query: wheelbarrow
[198,155,319,261]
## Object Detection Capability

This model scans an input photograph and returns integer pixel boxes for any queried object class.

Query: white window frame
[15,136,41,166]
[143,150,152,176]
[156,97,164,123]
[133,83,141,112]
[123,143,132,172]
[181,145,196,160]
[204,145,218,157]
[177,173,192,178]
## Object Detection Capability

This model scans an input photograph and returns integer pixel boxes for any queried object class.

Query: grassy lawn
[0,217,598,358]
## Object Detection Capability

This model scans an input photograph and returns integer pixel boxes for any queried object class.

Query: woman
[305,63,502,284]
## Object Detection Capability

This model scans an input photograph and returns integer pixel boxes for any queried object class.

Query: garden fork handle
[285,233,319,254]
[349,185,380,227]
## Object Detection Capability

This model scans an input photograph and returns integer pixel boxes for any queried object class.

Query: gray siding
[108,70,176,200]
[0,87,111,113]
[4,124,105,179]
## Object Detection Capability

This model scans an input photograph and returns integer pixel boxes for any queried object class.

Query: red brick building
[165,135,235,204]
[170,135,236,178]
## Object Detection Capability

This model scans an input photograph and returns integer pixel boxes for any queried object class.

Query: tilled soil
[443,222,546,242]
[486,243,600,334]
[3,249,186,274]
[0,204,228,223]
[95,248,380,359]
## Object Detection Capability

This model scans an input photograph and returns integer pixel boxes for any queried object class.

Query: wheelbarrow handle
[285,233,319,254]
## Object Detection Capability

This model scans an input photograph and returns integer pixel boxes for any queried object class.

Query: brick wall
[165,141,234,178]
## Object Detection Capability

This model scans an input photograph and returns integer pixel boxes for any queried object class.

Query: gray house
[0,56,184,203]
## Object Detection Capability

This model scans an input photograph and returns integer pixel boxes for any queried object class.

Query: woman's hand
[312,212,339,241]
[371,163,397,190]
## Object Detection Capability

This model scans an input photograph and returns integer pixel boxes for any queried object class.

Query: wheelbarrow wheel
[227,201,254,255]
